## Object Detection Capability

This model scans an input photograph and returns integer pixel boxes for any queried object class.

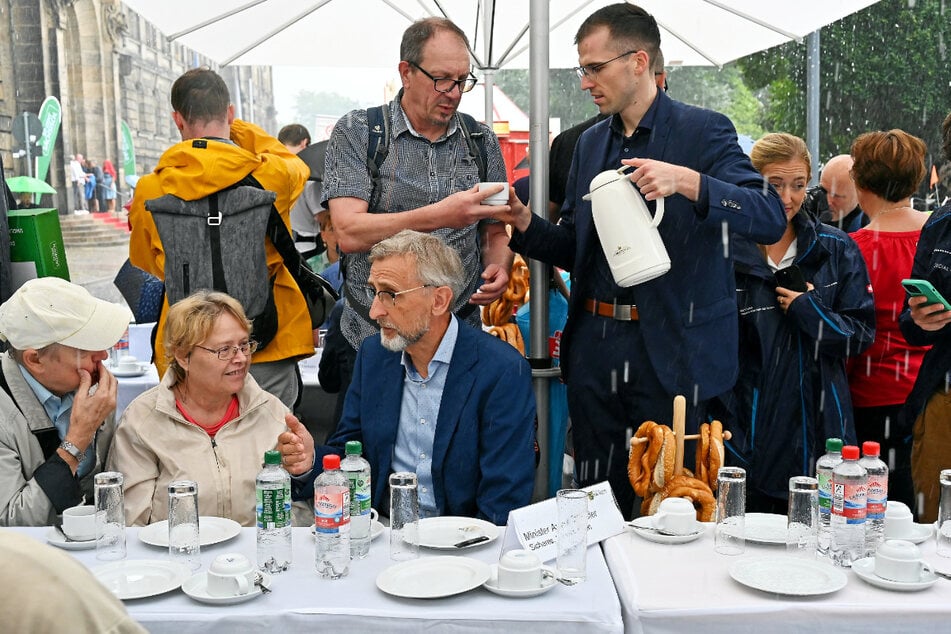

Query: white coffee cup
[478,181,509,206]
[874,539,933,583]
[884,500,915,539]
[497,549,543,590]
[206,553,256,597]
[116,355,140,372]
[653,497,697,535]
[62,505,97,541]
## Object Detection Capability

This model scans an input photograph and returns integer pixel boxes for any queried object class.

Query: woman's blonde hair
[750,133,812,181]
[163,290,252,384]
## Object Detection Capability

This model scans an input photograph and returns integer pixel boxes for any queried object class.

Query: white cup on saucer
[62,505,97,541]
[652,497,697,535]
[206,553,256,597]
[497,549,543,590]
[874,539,933,583]
[478,182,509,206]
[884,501,915,539]
[116,355,140,373]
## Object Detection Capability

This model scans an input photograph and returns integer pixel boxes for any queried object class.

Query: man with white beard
[279,230,536,525]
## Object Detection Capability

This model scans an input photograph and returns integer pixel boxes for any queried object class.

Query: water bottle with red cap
[859,440,888,557]
[831,445,867,567]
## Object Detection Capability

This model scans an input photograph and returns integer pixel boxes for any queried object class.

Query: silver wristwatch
[58,440,85,461]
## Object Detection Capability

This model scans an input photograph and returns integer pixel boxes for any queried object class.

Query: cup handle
[235,574,251,595]
[653,512,668,530]
[370,508,379,522]
[922,561,935,578]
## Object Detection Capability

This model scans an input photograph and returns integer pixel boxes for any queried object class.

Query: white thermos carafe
[583,165,670,287]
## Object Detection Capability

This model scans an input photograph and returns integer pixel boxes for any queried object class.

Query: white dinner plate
[311,519,384,540]
[851,557,938,592]
[884,523,933,545]
[416,516,500,549]
[376,555,491,599]
[627,516,705,544]
[729,555,847,596]
[138,516,242,547]
[92,559,191,600]
[182,570,272,604]
[736,513,788,545]
[483,564,558,598]
[46,527,96,550]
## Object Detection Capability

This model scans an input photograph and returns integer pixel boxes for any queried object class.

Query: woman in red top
[848,129,930,508]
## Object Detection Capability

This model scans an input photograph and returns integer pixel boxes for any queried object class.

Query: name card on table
[501,481,625,562]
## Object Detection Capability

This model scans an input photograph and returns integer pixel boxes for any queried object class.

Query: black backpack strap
[456,112,488,182]
[366,104,390,211]
[207,191,227,293]
[0,362,59,460]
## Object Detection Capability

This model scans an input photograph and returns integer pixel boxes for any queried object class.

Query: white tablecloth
[14,526,622,633]
[115,364,160,420]
[603,523,951,634]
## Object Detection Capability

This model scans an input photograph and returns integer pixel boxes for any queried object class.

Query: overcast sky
[272,66,400,124]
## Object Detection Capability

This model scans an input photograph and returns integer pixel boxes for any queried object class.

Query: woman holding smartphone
[847,130,930,510]
[717,133,876,512]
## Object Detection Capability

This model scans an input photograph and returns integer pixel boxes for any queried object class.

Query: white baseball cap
[0,277,133,351]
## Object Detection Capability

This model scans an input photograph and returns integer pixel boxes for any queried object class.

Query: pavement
[64,241,132,306]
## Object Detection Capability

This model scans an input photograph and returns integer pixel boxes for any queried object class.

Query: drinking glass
[937,469,951,558]
[715,467,746,555]
[389,472,419,561]
[94,471,126,561]
[168,480,201,571]
[786,475,819,558]
[556,488,589,584]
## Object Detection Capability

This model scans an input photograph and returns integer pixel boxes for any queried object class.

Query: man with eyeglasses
[279,230,535,526]
[0,277,132,526]
[497,3,786,517]
[321,17,514,424]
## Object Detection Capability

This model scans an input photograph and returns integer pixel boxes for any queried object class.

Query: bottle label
[817,471,833,515]
[256,483,291,529]
[314,487,351,534]
[832,480,867,524]
[867,474,888,519]
[347,472,372,516]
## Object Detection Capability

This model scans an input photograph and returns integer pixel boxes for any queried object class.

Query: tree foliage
[739,0,951,166]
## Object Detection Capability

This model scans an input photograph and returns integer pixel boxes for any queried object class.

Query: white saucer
[46,527,96,550]
[483,564,558,598]
[852,557,938,591]
[884,523,933,545]
[182,571,271,605]
[627,516,705,544]
[139,516,242,547]
[109,364,148,378]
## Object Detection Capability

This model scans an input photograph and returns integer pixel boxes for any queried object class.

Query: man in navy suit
[497,3,787,516]
[280,230,536,525]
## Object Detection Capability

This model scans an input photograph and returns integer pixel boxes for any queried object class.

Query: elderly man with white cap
[0,277,132,526]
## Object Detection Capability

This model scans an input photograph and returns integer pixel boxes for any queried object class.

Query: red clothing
[848,228,929,406]
[176,395,240,437]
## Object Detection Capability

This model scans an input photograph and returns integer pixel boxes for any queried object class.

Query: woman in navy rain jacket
[718,133,876,512]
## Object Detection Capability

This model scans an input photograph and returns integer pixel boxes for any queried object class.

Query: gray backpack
[146,178,280,348]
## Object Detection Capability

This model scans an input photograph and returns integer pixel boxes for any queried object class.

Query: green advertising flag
[36,96,61,182]
[120,120,136,183]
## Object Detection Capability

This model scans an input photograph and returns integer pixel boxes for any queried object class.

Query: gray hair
[400,17,470,66]
[369,230,465,302]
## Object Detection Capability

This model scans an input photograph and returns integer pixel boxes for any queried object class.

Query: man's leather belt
[584,298,639,321]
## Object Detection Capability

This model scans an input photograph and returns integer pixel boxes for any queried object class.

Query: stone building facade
[0,0,276,212]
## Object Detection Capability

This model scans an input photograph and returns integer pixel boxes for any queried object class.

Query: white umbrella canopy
[122,0,879,70]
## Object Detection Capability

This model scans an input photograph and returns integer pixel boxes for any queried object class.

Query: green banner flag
[120,120,136,184]
[36,96,61,182]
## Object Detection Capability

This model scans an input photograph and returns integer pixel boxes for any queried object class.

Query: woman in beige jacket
[108,291,301,526]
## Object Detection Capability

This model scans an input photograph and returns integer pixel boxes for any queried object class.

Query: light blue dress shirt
[391,316,459,517]
[19,365,96,478]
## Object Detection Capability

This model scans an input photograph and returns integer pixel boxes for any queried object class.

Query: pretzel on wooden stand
[626,396,731,521]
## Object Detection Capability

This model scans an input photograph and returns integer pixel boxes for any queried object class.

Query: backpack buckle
[207,212,222,226]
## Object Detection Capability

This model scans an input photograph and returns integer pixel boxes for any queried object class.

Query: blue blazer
[511,90,786,400]
[294,322,537,526]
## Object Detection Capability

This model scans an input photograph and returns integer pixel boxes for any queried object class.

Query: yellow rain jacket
[129,120,312,375]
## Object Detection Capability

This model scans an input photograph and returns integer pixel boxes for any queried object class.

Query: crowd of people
[68,153,118,214]
[3,3,951,555]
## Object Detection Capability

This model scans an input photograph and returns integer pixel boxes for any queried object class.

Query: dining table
[603,518,951,634]
[13,525,623,633]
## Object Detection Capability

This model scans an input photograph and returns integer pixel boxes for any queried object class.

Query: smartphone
[775,265,808,293]
[901,278,951,311]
